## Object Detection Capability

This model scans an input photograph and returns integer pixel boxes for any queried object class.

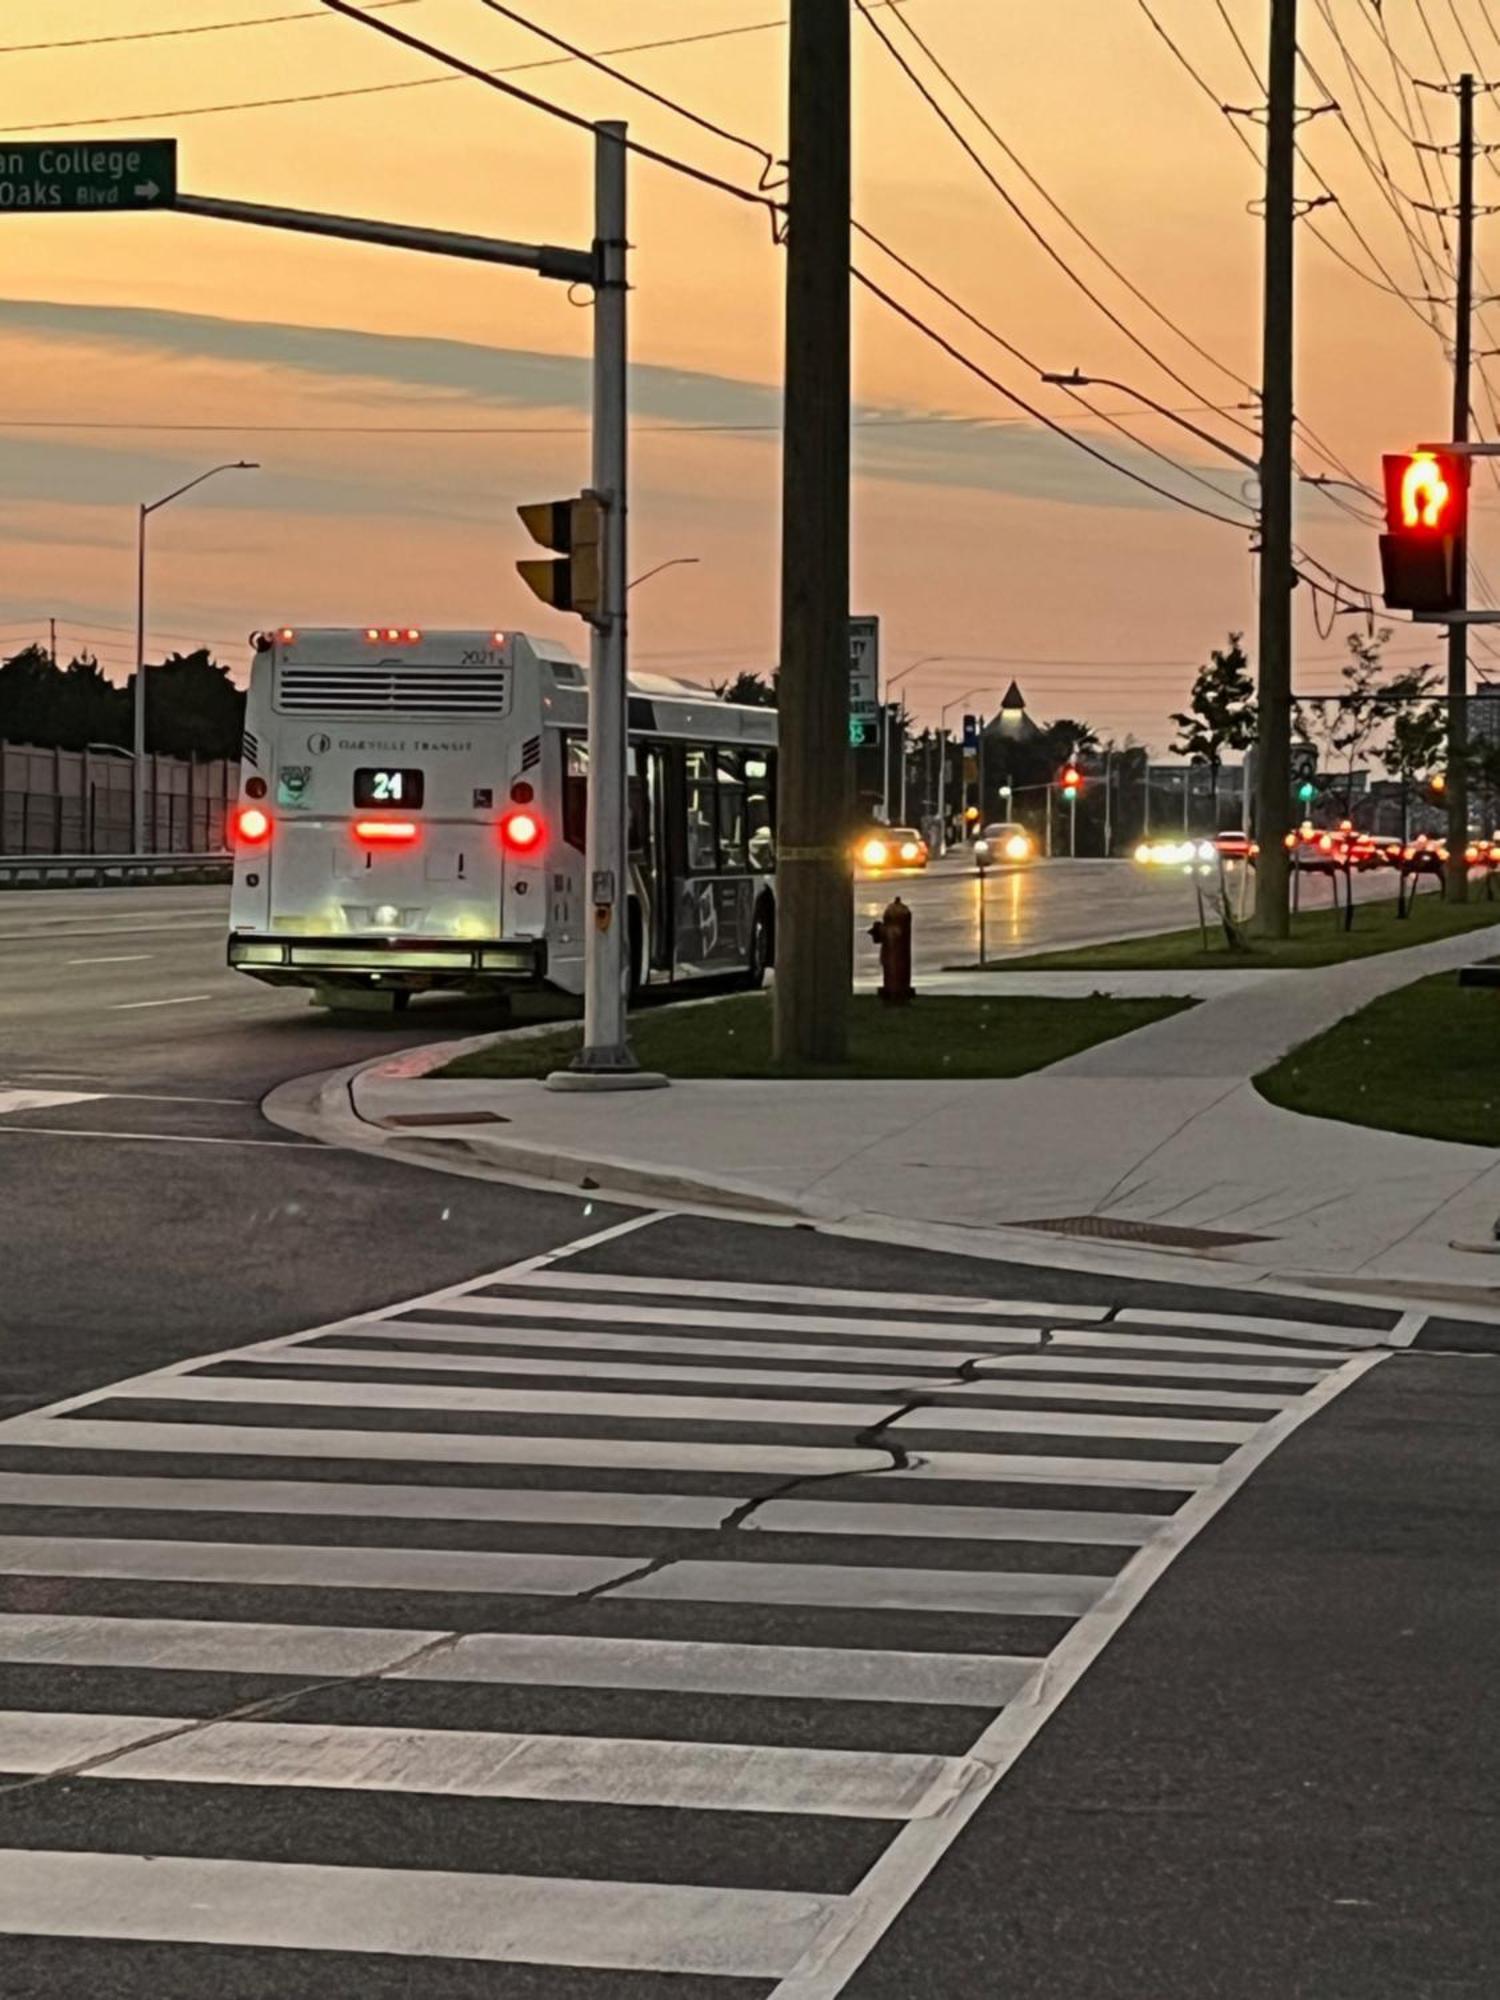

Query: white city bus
[227,627,777,1008]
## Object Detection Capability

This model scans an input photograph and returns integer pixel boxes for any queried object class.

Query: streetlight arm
[144,459,260,516]
[626,556,699,593]
[1040,369,1261,474]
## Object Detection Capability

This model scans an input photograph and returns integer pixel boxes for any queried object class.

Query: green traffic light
[1297,781,1315,803]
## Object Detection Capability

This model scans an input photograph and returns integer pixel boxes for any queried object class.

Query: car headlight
[899,841,919,861]
[1134,842,1153,864]
[1197,841,1216,862]
[1004,835,1030,860]
[862,839,888,866]
[973,839,990,860]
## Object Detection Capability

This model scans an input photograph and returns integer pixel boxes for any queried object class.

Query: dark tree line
[0,644,245,759]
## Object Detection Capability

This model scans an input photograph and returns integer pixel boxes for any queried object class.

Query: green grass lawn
[438,991,1194,1082]
[1255,970,1500,1147]
[981,887,1500,974]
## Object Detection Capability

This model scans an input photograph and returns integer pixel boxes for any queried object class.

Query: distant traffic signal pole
[1252,0,1297,941]
[774,0,852,1067]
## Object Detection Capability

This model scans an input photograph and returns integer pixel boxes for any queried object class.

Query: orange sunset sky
[2,0,1497,749]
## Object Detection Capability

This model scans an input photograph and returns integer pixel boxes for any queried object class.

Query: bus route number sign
[0,139,178,213]
[849,615,880,750]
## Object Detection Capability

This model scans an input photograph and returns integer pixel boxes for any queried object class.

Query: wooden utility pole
[1445,72,1475,904]
[1252,0,1297,939]
[773,0,852,1064]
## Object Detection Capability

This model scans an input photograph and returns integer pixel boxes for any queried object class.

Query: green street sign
[0,139,177,214]
[849,716,880,749]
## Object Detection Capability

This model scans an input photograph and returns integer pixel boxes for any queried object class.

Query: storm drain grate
[1010,1215,1273,1250]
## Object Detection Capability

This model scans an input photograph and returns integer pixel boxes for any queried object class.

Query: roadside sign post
[849,615,880,750]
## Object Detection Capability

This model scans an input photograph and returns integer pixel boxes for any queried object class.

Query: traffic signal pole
[1252,0,1297,940]
[1446,73,1475,905]
[774,0,852,1066]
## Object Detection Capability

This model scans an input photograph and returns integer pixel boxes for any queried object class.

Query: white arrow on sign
[134,181,159,199]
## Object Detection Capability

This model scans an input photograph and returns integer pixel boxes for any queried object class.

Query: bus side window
[564,736,588,853]
[684,746,718,873]
[715,749,747,870]
[746,750,775,872]
[628,770,649,857]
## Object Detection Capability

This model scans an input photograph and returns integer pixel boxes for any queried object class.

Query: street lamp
[626,555,700,593]
[1039,369,1261,474]
[134,460,258,852]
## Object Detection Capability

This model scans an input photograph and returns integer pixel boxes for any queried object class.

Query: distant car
[974,821,1035,864]
[1134,838,1217,868]
[1213,829,1257,862]
[855,826,928,870]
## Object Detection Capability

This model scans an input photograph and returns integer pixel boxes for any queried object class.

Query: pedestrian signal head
[1379,450,1468,614]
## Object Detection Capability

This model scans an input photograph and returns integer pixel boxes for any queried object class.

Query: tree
[129,650,243,759]
[1295,629,1391,822]
[712,670,777,707]
[0,644,125,750]
[1383,663,1445,838]
[1041,717,1100,764]
[1169,633,1256,828]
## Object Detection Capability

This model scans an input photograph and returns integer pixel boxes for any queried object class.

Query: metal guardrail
[0,851,232,887]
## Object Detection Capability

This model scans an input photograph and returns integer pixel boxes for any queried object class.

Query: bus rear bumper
[228,933,545,991]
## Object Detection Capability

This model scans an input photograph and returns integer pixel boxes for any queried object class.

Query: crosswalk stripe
[248,1344,1295,1410]
[742,1499,1161,1545]
[0,1536,646,1597]
[0,1613,1042,1706]
[113,1372,1257,1443]
[495,1270,1110,1320]
[433,1295,1048,1346]
[0,1471,739,1531]
[615,1560,1112,1618]
[0,1414,1218,1486]
[342,1318,988,1371]
[0,1709,982,1820]
[0,1849,836,1976]
[1047,1328,1365,1362]
[1112,1306,1382,1348]
[979,1354,1327,1384]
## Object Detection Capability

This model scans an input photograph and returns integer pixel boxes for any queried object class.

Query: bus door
[634,742,674,974]
[675,744,756,975]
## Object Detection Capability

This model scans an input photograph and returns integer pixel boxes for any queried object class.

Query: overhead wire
[0,0,417,56]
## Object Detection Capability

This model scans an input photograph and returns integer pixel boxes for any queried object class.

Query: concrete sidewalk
[277,922,1500,1314]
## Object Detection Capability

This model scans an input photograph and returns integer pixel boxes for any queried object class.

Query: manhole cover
[1010,1215,1272,1250]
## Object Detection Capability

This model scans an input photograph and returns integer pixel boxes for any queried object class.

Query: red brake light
[500,809,544,854]
[353,818,418,844]
[234,805,272,846]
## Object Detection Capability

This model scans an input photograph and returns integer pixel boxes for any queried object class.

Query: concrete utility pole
[773,0,852,1066]
[1446,73,1476,904]
[1252,0,1297,939]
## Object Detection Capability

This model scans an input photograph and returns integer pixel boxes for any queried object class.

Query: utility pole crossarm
[173,192,595,284]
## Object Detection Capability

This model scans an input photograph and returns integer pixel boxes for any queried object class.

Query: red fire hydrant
[869,895,914,1005]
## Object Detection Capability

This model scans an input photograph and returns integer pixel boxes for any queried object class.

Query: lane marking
[1,1710,977,1821]
[742,1499,1160,1546]
[0,1849,834,1977]
[0,1536,645,1598]
[892,1404,1256,1445]
[616,1559,1111,1619]
[0,1614,1040,1708]
[1113,1306,1386,1350]
[0,1415,1215,1487]
[109,993,212,1011]
[0,1127,312,1148]
[767,1349,1388,1998]
[500,1270,1112,1320]
[66,953,153,966]
[0,1089,102,1116]
[445,1295,1048,1345]
[1389,1309,1428,1347]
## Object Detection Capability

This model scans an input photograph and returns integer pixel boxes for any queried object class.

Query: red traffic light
[1061,764,1081,796]
[1379,451,1468,614]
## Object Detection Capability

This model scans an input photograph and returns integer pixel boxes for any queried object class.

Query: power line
[0,0,416,56]
[856,0,1262,441]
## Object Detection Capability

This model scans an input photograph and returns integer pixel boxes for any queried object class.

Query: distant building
[989,680,1039,743]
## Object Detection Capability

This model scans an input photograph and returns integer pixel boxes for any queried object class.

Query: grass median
[977,886,1500,974]
[438,991,1194,1082]
[1255,969,1500,1147]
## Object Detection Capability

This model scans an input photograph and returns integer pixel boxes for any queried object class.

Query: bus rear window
[354,767,425,808]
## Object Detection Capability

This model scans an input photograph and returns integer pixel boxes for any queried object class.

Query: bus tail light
[353,818,419,845]
[233,805,273,846]
[500,809,545,855]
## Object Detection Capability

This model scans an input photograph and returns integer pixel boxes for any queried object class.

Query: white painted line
[0,1416,1213,1487]
[117,1373,905,1431]
[0,1472,738,1532]
[743,1499,1159,1545]
[0,1614,1041,1708]
[618,1560,1111,1619]
[979,1354,1327,1385]
[0,1613,439,1680]
[940,1378,1295,1412]
[893,1405,1257,1445]
[503,1270,1110,1320]
[0,1127,310,1148]
[1113,1307,1383,1349]
[438,1295,1046,1349]
[0,1536,645,1598]
[499,1208,667,1279]
[766,1349,1389,1998]
[256,1345,939,1396]
[2,1710,978,1822]
[109,993,212,1011]
[1389,1309,1427,1348]
[0,1849,834,1977]
[1055,1327,1357,1363]
[354,1319,982,1372]
[66,953,153,966]
[0,1088,103,1116]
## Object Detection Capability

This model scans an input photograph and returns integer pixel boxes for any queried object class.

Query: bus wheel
[745,902,773,989]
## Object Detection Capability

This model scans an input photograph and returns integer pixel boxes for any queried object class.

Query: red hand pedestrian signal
[1379,450,1467,613]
